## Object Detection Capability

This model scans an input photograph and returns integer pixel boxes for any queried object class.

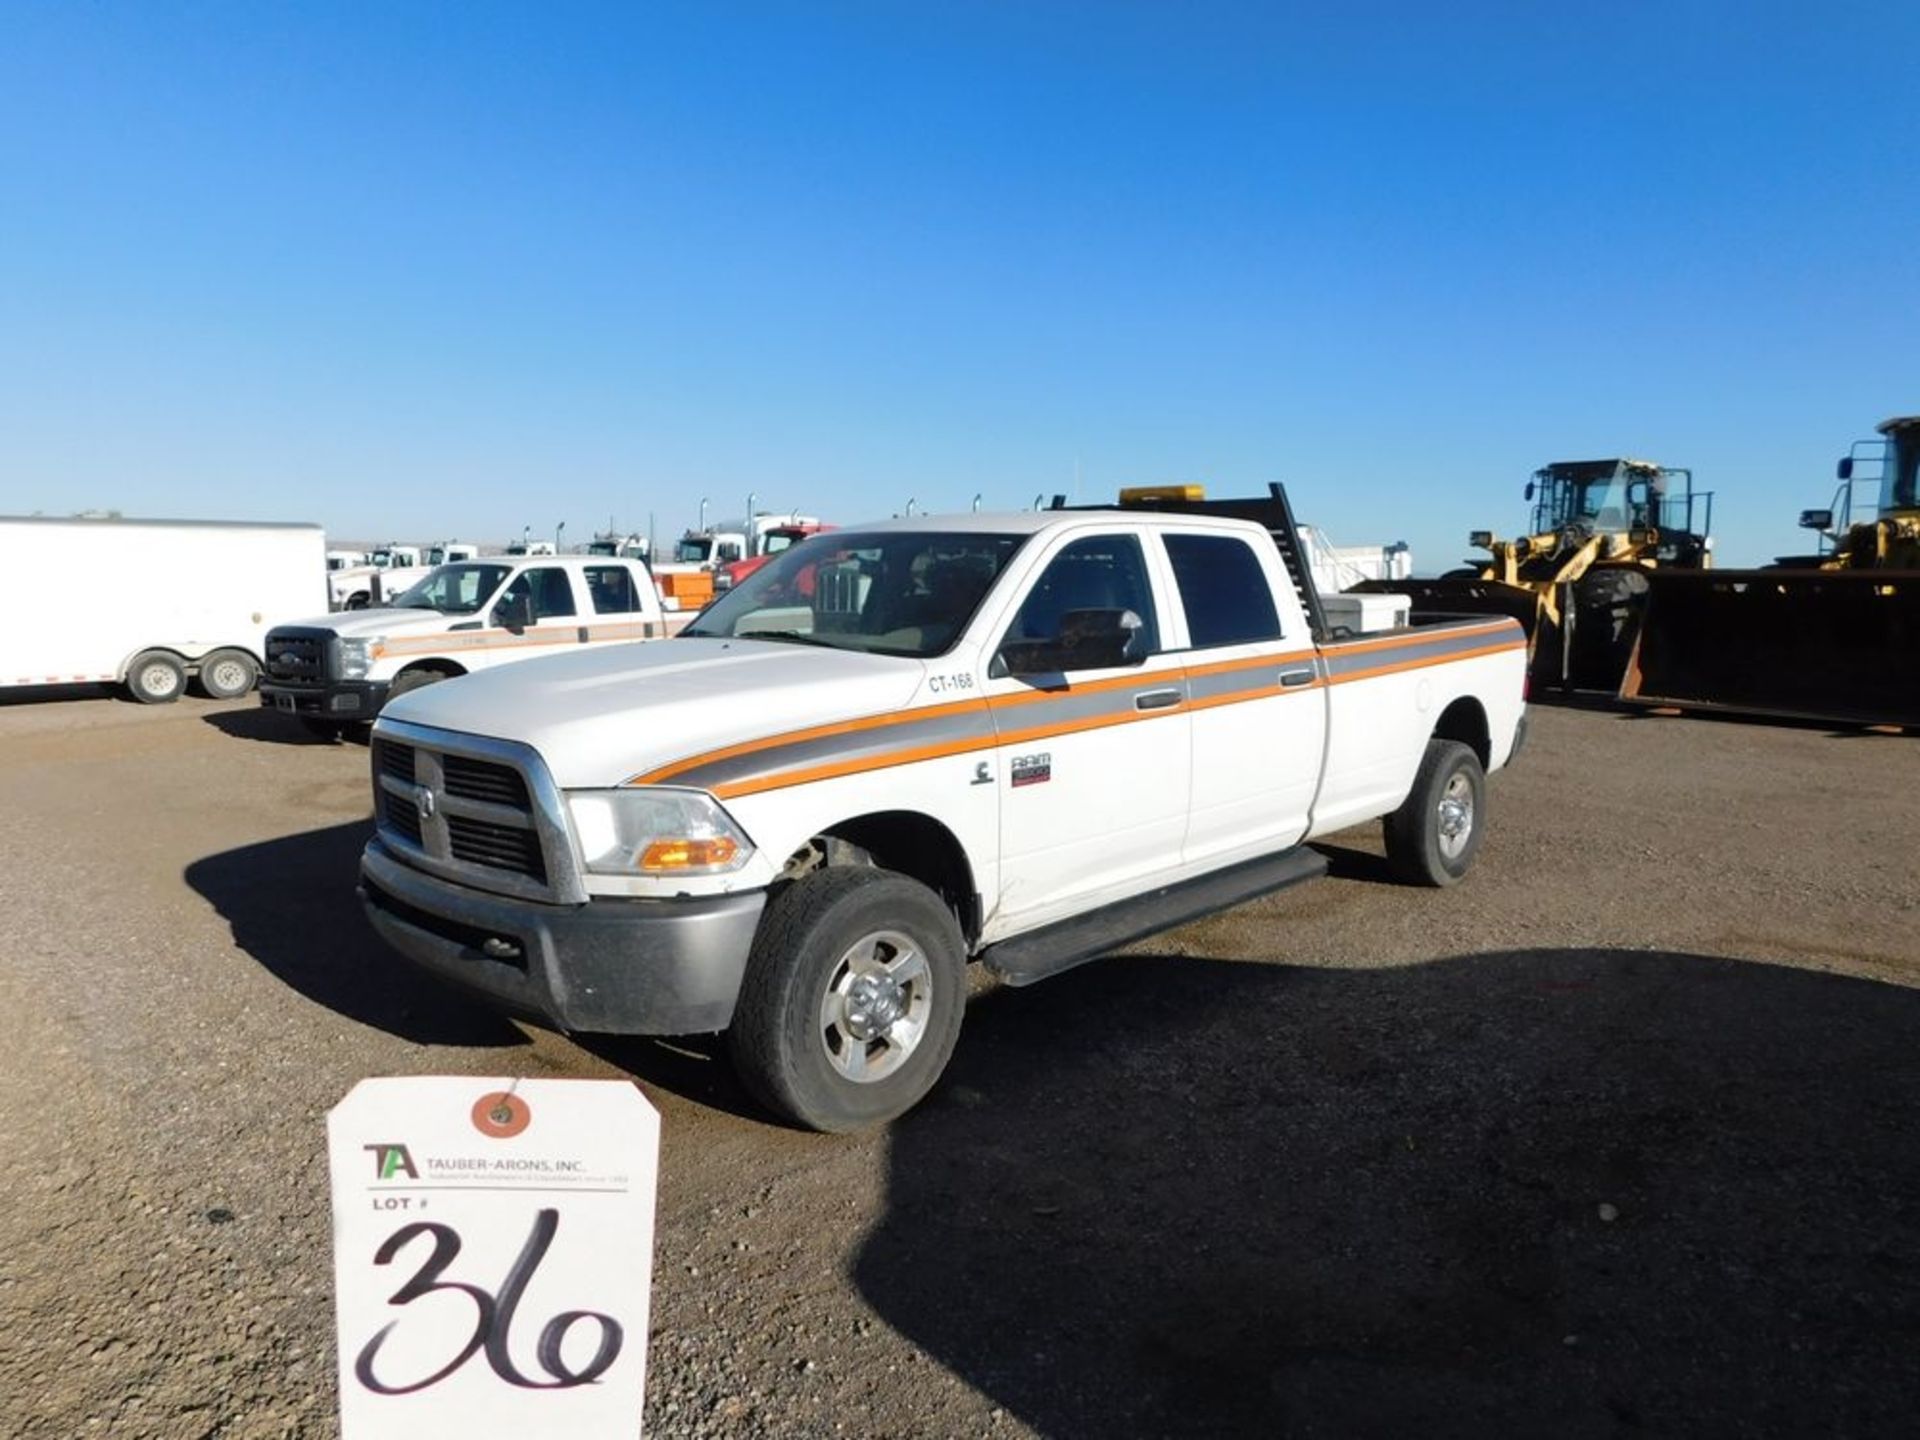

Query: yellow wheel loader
[1358,458,1713,692]
[1621,417,1920,728]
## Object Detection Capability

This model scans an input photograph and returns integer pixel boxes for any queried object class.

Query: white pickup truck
[260,556,686,736]
[358,487,1528,1130]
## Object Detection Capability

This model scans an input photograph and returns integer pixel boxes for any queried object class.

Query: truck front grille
[371,732,560,899]
[442,754,530,808]
[265,628,330,683]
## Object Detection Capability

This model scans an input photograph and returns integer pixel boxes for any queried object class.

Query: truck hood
[275,607,465,638]
[383,638,930,789]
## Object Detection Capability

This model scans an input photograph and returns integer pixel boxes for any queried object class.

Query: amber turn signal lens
[639,836,740,871]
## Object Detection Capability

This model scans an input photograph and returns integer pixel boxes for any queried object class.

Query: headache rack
[1057,482,1331,642]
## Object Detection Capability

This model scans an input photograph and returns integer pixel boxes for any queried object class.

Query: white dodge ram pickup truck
[260,556,685,736]
[359,487,1528,1130]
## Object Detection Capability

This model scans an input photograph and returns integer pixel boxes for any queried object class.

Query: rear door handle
[1133,687,1182,711]
[1279,666,1316,688]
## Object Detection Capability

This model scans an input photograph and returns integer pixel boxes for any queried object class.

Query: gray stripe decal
[673,708,999,791]
[1320,626,1520,680]
[673,671,1190,792]
[1185,662,1314,703]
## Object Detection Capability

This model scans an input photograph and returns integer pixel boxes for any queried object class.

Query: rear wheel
[195,648,257,700]
[1383,738,1486,887]
[126,651,187,705]
[727,868,966,1132]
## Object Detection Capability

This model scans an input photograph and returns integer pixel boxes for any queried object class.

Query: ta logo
[363,1143,420,1180]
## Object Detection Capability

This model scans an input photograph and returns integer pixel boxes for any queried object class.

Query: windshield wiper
[733,629,841,648]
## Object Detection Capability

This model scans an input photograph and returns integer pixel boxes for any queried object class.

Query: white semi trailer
[0,516,327,703]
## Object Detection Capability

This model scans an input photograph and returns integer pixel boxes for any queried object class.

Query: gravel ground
[0,690,1915,1437]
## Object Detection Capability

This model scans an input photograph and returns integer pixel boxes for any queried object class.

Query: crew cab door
[579,562,665,641]
[984,530,1191,933]
[481,565,587,665]
[1159,530,1327,865]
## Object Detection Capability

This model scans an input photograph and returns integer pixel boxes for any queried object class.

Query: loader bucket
[1622,568,1920,727]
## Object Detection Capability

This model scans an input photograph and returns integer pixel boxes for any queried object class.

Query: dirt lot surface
[1,691,1915,1438]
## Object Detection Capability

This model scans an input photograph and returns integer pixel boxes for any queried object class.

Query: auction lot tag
[329,1077,660,1438]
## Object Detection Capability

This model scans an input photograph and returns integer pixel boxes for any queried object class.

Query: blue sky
[2,1,1914,569]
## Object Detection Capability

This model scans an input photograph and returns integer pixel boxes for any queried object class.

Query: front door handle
[1134,687,1182,711]
[1279,666,1316,688]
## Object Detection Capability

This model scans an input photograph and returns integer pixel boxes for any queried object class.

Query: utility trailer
[0,516,327,703]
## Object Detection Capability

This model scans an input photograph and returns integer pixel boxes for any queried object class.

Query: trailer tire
[194,649,257,700]
[126,651,187,705]
[727,868,966,1133]
[1384,738,1486,887]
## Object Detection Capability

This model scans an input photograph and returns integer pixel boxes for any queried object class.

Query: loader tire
[1383,738,1486,887]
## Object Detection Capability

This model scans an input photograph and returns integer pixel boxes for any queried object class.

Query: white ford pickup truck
[260,556,686,736]
[359,487,1528,1130]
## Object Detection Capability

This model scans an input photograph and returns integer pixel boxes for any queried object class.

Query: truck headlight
[337,637,382,680]
[566,789,754,876]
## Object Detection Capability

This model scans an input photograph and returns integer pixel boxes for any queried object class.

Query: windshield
[676,537,713,563]
[1885,429,1919,512]
[684,531,1025,657]
[390,562,513,615]
[762,531,803,555]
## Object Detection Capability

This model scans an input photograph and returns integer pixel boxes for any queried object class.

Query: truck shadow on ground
[184,820,525,1047]
[860,948,1920,1438]
[201,709,367,746]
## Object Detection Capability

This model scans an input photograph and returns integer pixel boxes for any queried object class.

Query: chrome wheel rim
[1437,771,1475,859]
[818,929,932,1084]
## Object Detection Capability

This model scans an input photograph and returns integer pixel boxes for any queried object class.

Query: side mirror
[1000,608,1145,676]
[1798,508,1834,531]
[493,590,534,632]
[1524,481,1536,501]
[1836,457,1853,481]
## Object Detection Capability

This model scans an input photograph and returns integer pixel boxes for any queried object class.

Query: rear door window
[1164,534,1282,648]
[585,565,642,615]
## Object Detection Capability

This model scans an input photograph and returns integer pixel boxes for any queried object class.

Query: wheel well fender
[395,659,468,682]
[1432,696,1491,769]
[789,811,981,945]
[119,646,187,680]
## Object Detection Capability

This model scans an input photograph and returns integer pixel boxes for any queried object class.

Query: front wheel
[727,868,967,1133]
[1383,738,1487,887]
[126,650,187,704]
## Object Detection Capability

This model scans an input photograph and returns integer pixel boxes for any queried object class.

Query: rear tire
[194,648,257,700]
[126,651,187,705]
[727,868,967,1133]
[1383,738,1486,887]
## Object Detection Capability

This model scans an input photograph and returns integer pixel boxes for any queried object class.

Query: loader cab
[1876,416,1920,516]
[1527,460,1712,557]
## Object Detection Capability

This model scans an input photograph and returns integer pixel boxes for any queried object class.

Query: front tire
[727,868,967,1133]
[126,650,187,704]
[1383,738,1486,887]
[388,668,450,703]
[194,648,258,700]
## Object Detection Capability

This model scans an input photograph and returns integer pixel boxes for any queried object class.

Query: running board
[979,846,1329,988]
